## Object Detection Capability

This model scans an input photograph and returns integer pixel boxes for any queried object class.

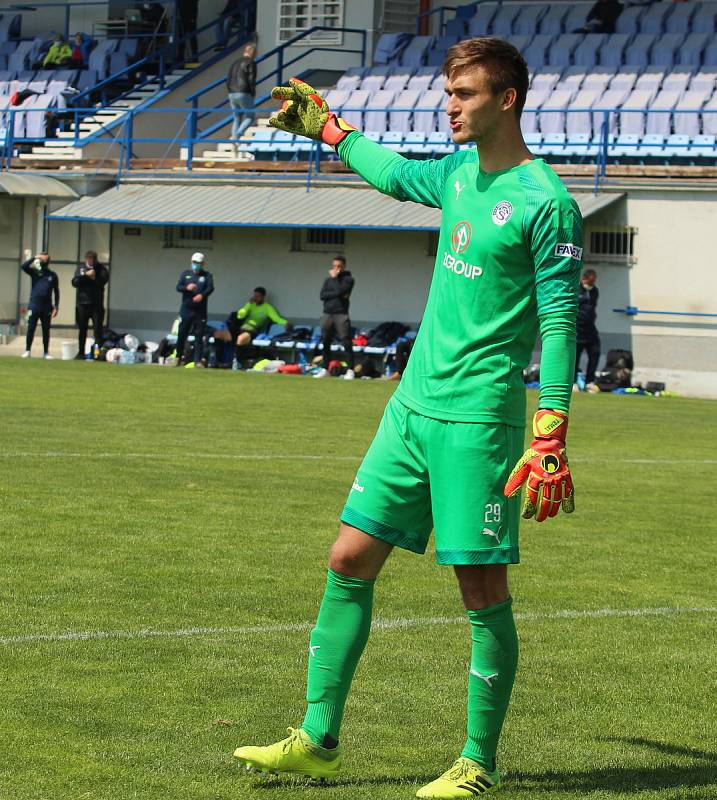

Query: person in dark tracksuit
[575,268,601,385]
[72,250,109,359]
[177,0,199,61]
[175,252,214,366]
[21,253,59,359]
[317,255,355,380]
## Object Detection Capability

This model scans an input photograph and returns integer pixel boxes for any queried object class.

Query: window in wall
[585,226,637,265]
[163,225,214,249]
[291,227,346,251]
[278,1,345,45]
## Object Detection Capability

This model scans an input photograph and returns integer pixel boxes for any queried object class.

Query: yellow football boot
[417,756,500,798]
[233,727,341,780]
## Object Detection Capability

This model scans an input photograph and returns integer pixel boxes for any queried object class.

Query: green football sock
[302,569,375,747]
[461,597,519,771]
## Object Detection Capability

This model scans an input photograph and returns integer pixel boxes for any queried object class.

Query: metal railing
[69,0,254,110]
[183,25,368,164]
[613,306,717,318]
[1,105,715,185]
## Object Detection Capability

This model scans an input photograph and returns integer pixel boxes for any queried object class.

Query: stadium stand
[243,0,712,165]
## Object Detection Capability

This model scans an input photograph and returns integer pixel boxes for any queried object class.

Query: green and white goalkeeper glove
[269,77,357,147]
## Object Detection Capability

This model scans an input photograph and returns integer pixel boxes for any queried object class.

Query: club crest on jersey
[554,243,583,261]
[491,201,513,226]
[451,221,472,254]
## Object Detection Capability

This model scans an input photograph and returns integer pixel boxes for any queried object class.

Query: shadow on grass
[510,737,717,794]
[248,738,717,794]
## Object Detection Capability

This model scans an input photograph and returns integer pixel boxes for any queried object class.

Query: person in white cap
[175,252,215,366]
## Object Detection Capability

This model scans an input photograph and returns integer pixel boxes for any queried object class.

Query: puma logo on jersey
[309,645,321,657]
[454,180,465,199]
[352,479,365,493]
[470,668,499,687]
[481,527,502,543]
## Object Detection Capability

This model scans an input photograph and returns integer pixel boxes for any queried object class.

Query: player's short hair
[582,269,597,279]
[333,255,346,265]
[84,249,97,260]
[254,286,266,295]
[443,37,529,118]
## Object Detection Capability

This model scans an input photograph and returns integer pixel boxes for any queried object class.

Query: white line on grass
[1,606,714,647]
[3,452,717,465]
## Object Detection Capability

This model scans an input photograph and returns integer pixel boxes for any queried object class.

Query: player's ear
[501,88,517,113]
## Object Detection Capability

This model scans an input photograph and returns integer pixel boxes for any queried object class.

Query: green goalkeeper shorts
[340,396,523,565]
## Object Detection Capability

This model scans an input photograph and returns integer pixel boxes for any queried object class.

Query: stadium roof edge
[0,174,78,199]
[47,185,624,229]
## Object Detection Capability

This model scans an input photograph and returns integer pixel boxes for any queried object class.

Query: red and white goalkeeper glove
[503,409,575,522]
[269,77,356,147]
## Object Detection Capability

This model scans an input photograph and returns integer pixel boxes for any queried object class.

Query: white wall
[106,222,435,336]
[255,0,377,76]
[582,190,717,373]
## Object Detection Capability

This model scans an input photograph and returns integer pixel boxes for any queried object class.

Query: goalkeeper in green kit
[234,38,582,798]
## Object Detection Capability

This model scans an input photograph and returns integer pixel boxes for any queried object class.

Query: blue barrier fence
[2,105,715,189]
[613,306,717,318]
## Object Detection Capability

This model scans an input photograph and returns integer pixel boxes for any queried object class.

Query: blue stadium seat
[381,130,404,151]
[425,130,453,154]
[611,133,640,157]
[373,33,410,66]
[563,133,595,157]
[540,132,566,156]
[664,133,691,158]
[538,6,570,35]
[639,2,675,35]
[399,36,434,67]
[679,33,711,67]
[468,4,499,36]
[245,128,275,153]
[513,4,548,36]
[636,133,666,158]
[524,131,542,151]
[665,2,696,34]
[445,18,467,37]
[490,4,521,36]
[575,34,607,69]
[400,130,427,153]
[689,134,717,157]
[615,5,645,35]
[271,130,297,153]
[599,34,631,67]
[548,34,582,68]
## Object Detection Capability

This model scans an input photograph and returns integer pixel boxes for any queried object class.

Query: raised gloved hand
[269,77,356,147]
[503,409,575,522]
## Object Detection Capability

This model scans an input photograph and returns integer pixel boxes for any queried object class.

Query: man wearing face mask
[175,252,214,367]
[21,252,59,359]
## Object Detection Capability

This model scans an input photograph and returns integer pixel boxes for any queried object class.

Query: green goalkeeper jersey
[338,134,583,426]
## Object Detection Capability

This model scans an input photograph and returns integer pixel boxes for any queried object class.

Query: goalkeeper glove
[269,77,356,147]
[503,409,575,522]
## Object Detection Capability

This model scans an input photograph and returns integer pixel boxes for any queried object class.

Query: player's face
[444,66,515,145]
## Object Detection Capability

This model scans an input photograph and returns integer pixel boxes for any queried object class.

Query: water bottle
[576,371,586,392]
[231,357,239,371]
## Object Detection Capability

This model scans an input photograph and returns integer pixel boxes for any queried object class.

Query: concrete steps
[23,67,198,161]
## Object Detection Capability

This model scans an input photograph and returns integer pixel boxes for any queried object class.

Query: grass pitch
[0,359,715,800]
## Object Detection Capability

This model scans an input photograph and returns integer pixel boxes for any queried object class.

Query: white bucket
[61,340,77,360]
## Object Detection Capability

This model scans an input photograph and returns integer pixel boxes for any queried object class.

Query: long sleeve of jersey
[538,312,576,413]
[338,132,467,208]
[524,190,583,414]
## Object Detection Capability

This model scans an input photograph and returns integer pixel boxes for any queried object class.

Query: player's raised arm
[269,77,465,209]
